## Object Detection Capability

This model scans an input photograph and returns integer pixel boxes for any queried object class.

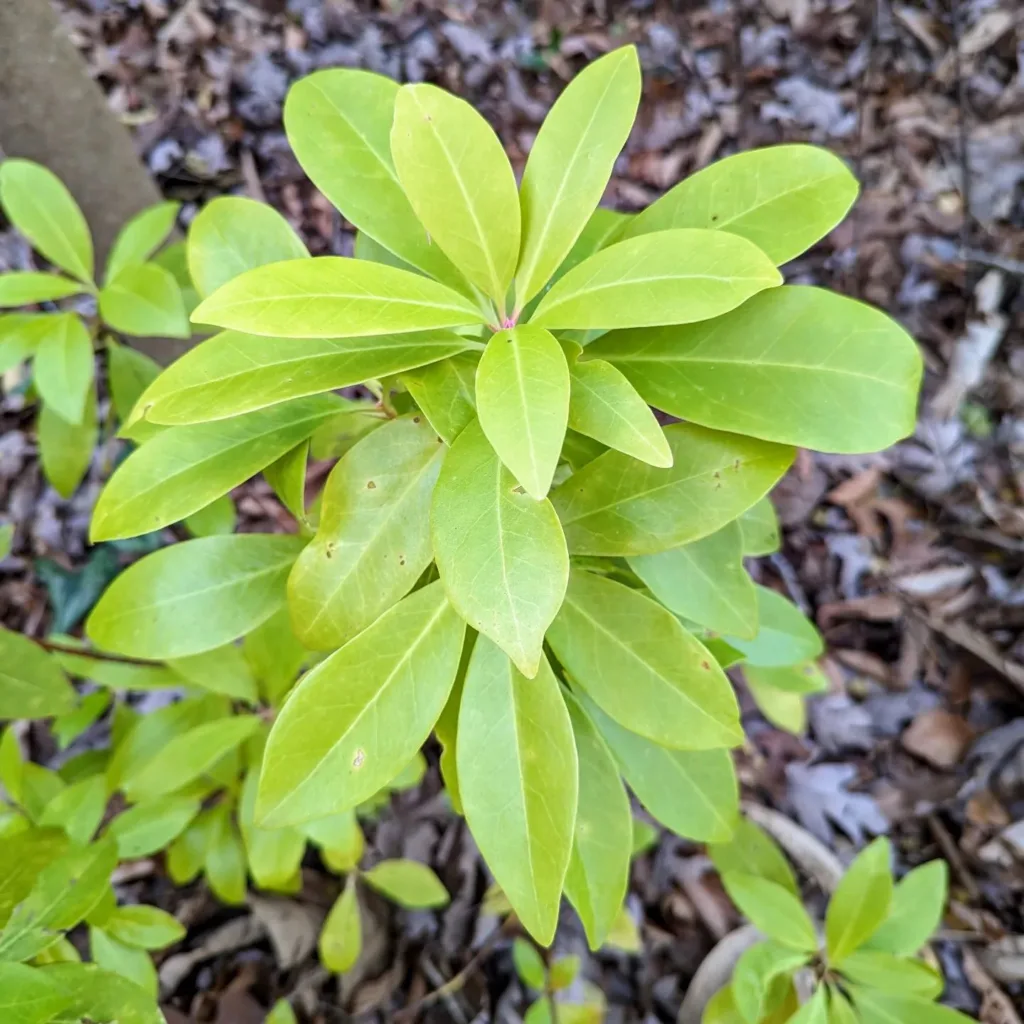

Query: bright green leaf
[0,830,70,929]
[745,676,809,734]
[708,818,799,897]
[828,987,859,1024]
[169,644,260,702]
[402,352,478,444]
[739,497,780,556]
[52,690,111,751]
[105,201,180,284]
[826,836,893,964]
[362,859,450,909]
[38,386,97,499]
[303,809,364,874]
[549,955,580,991]
[39,962,165,1024]
[20,764,66,822]
[150,240,199,315]
[166,812,212,886]
[0,962,70,1024]
[0,272,85,307]
[851,988,974,1024]
[513,937,546,990]
[204,804,247,905]
[721,873,818,951]
[32,313,93,425]
[106,340,161,425]
[104,905,185,950]
[267,999,298,1024]
[0,628,75,719]
[244,608,306,709]
[727,586,823,668]
[238,769,305,892]
[864,860,947,957]
[264,441,308,521]
[785,985,829,1024]
[109,796,201,859]
[839,950,943,998]
[702,985,744,1024]
[320,875,361,974]
[631,818,658,856]
[100,263,190,339]
[183,493,237,538]
[89,928,157,996]
[37,775,106,845]
[602,903,641,954]
[731,940,811,1024]
[745,662,829,696]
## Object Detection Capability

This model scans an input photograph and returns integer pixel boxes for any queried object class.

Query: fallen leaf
[902,709,975,769]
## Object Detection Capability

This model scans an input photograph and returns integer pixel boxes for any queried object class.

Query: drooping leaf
[106,340,161,425]
[721,873,818,952]
[457,640,577,944]
[0,272,86,307]
[839,950,943,998]
[550,422,794,556]
[104,905,185,951]
[515,46,640,309]
[0,628,75,719]
[362,860,450,909]
[622,144,858,265]
[402,351,478,443]
[738,497,780,556]
[264,441,308,521]
[238,769,305,892]
[589,287,922,453]
[727,586,823,668]
[32,313,94,425]
[37,775,107,846]
[105,201,180,284]
[183,494,237,538]
[547,570,742,749]
[319,875,361,974]
[708,818,799,897]
[850,988,974,1024]
[258,582,464,827]
[89,927,158,996]
[826,836,893,964]
[204,804,247,905]
[288,416,446,649]
[108,796,202,859]
[530,229,781,331]
[476,325,569,499]
[99,263,190,339]
[38,962,164,1024]
[0,961,70,1024]
[864,860,947,957]
[86,534,304,659]
[431,419,568,677]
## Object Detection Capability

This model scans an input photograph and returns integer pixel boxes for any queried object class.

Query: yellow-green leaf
[839,950,943,999]
[721,873,818,952]
[100,263,190,339]
[238,769,305,892]
[402,352,478,444]
[0,272,86,307]
[106,340,161,425]
[105,201,180,284]
[709,818,799,896]
[104,905,185,950]
[204,804,247,905]
[32,313,94,425]
[267,999,298,1024]
[37,775,106,846]
[850,988,974,1024]
[183,494,237,538]
[109,796,202,859]
[739,497,780,556]
[362,860,449,909]
[826,836,893,964]
[727,586,823,668]
[37,962,164,1024]
[89,927,158,996]
[513,938,547,990]
[0,628,75,719]
[264,441,308,521]
[864,860,947,957]
[38,388,97,499]
[319,875,361,974]
[0,962,71,1024]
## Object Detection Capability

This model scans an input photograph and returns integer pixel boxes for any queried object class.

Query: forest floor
[2,0,1024,1021]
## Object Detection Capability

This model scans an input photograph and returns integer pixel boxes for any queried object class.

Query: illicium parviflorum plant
[75,44,921,952]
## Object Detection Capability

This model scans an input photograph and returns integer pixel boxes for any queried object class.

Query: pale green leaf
[100,263,190,339]
[562,689,632,950]
[727,586,823,667]
[362,860,450,909]
[402,351,478,443]
[839,950,943,998]
[150,240,199,315]
[622,144,858,265]
[238,769,305,892]
[91,395,339,540]
[89,928,157,996]
[0,727,24,806]
[786,986,829,1024]
[20,764,66,822]
[392,83,520,304]
[431,419,568,677]
[106,341,161,425]
[603,903,642,953]
[826,836,893,964]
[39,388,96,497]
[631,818,658,856]
[86,534,304,659]
[744,662,829,696]
[166,812,212,886]
[183,494,237,538]
[851,988,974,1024]
[702,985,744,1024]
[0,523,12,561]
[264,441,308,521]
[37,775,106,846]
[38,962,164,1024]
[258,582,464,827]
[0,628,75,719]
[732,940,811,1024]
[549,955,580,991]
[267,999,298,1024]
[52,690,111,751]
[531,229,781,331]
[244,608,306,709]
[105,201,180,284]
[303,808,364,874]
[0,160,94,284]
[828,987,860,1024]
[319,875,361,974]
[191,257,485,338]
[589,287,922,453]
[551,422,794,556]
[0,272,85,307]
[721,873,818,951]
[515,46,640,308]
[0,962,71,1024]
[204,804,247,905]
[513,938,547,990]
[739,497,780,556]
[32,313,94,425]
[354,229,417,272]
[433,632,473,815]
[458,641,576,944]
[547,570,742,749]
[708,818,799,897]
[109,796,201,859]
[104,905,185,950]
[0,830,70,929]
[864,860,947,957]
[0,313,45,372]
[745,675,809,734]
[288,416,446,649]
[187,196,308,298]
[476,325,569,498]
[54,646,180,692]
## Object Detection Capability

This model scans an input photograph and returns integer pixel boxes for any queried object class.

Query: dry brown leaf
[902,709,975,770]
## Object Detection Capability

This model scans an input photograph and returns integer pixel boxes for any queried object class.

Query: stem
[34,637,161,668]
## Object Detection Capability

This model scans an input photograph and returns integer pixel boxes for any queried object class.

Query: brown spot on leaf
[367,480,376,489]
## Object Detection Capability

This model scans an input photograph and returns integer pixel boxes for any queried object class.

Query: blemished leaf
[513,937,547,990]
[838,950,943,998]
[106,340,161,425]
[550,422,794,556]
[86,534,304,660]
[582,695,737,842]
[109,796,201,859]
[628,522,758,639]
[319,875,361,974]
[731,940,811,1024]
[0,961,71,1023]
[100,263,190,339]
[727,586,824,668]
[0,628,75,719]
[402,351,478,444]
[531,229,781,331]
[432,418,568,677]
[745,674,809,734]
[267,999,298,1024]
[514,46,641,309]
[547,570,742,749]
[562,689,632,950]
[721,873,818,952]
[238,769,305,892]
[288,416,446,649]
[37,775,107,846]
[864,860,948,956]
[476,325,570,499]
[708,818,799,897]
[191,257,486,339]
[89,927,158,996]
[457,640,577,944]
[184,493,237,538]
[187,196,308,299]
[204,803,247,905]
[284,69,469,291]
[90,395,339,541]
[0,272,86,307]
[104,905,185,950]
[739,497,780,556]
[264,441,308,521]
[623,144,858,266]
[0,159,94,284]
[105,201,180,284]
[362,860,450,909]
[258,582,464,827]
[392,82,520,305]
[826,836,893,964]
[589,287,922,454]
[850,988,974,1024]
[32,313,94,425]
[303,808,364,874]
[39,962,165,1024]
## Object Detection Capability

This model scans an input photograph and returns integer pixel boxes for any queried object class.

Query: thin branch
[33,637,162,668]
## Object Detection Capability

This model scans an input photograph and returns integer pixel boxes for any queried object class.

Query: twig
[927,813,981,903]
[959,247,1024,277]
[33,637,161,669]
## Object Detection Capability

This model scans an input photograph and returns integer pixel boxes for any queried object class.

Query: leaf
[550,955,580,991]
[476,325,570,498]
[288,416,446,649]
[0,962,70,1024]
[702,985,743,1024]
[303,809,364,874]
[745,675,809,734]
[850,988,974,1024]
[257,582,464,827]
[826,836,893,964]
[362,860,450,909]
[191,257,485,339]
[284,69,468,291]
[204,804,247,905]
[622,144,858,266]
[731,941,811,1024]
[392,83,520,304]
[150,240,199,315]
[105,201,180,284]
[0,272,86,307]
[267,999,298,1024]
[838,950,943,998]
[550,422,794,556]
[264,441,308,521]
[32,313,94,425]
[90,395,339,541]
[582,695,737,842]
[785,986,829,1024]
[721,873,818,952]
[319,875,361,974]
[513,937,547,990]
[457,640,577,944]
[530,229,781,331]
[0,830,70,928]
[562,689,632,950]
[106,341,161,425]
[184,494,237,538]
[547,570,742,749]
[53,690,111,751]
[108,796,201,859]
[435,439,563,676]
[89,928,157,996]
[244,608,306,708]
[104,905,185,950]
[708,818,799,897]
[628,522,757,639]
[828,987,860,1024]
[238,769,305,892]
[0,628,75,719]
[631,818,658,856]
[603,903,641,953]
[166,812,212,885]
[0,159,94,284]
[588,287,922,453]
[864,860,948,957]
[39,962,165,1024]
[186,196,308,298]
[86,534,304,659]
[402,352,478,444]
[100,263,190,339]
[739,497,780,556]
[38,776,107,846]
[727,586,824,667]
[744,662,829,696]
[514,46,641,309]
